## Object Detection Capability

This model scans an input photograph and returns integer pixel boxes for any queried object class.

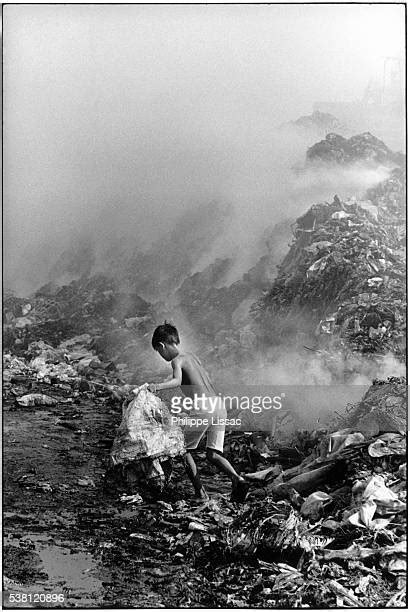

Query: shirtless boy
[148,322,248,501]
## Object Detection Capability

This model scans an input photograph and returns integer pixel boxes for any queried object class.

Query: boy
[148,322,249,501]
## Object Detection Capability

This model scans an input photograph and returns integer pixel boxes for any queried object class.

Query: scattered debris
[120,493,144,505]
[16,393,59,407]
[77,477,96,488]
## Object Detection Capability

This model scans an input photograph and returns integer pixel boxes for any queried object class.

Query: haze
[3,4,405,296]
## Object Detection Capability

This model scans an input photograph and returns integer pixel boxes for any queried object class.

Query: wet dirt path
[3,396,230,608]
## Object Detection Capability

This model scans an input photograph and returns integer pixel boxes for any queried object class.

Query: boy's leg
[183,417,209,499]
[204,398,241,480]
[205,448,242,482]
[205,397,249,501]
[206,448,249,501]
[183,452,209,500]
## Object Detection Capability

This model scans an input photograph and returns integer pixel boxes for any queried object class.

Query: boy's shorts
[183,396,226,453]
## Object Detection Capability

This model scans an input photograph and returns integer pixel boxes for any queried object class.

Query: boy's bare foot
[231,476,250,503]
[194,487,209,501]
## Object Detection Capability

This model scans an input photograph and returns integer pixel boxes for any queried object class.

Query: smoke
[368,352,407,381]
[248,347,405,387]
[4,4,405,296]
[5,110,391,300]
[28,128,393,300]
[206,347,406,432]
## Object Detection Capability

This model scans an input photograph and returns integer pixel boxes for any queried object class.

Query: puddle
[39,545,103,603]
[4,534,104,608]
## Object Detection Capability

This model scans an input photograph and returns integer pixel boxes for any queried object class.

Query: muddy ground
[3,385,241,609]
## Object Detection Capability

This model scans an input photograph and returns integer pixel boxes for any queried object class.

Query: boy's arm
[149,358,182,392]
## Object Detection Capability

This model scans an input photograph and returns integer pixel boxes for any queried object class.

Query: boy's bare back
[173,352,217,399]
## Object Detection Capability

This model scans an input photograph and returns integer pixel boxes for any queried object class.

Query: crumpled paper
[348,475,406,529]
[368,433,406,458]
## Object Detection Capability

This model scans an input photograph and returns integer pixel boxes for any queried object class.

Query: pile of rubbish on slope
[213,443,406,609]
[2,333,140,409]
[3,272,163,382]
[3,274,154,352]
[175,132,405,372]
[253,163,405,359]
[306,132,404,167]
[338,376,407,437]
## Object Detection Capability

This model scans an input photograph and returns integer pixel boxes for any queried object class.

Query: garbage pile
[3,272,164,389]
[306,132,404,167]
[192,431,406,606]
[339,376,407,437]
[175,133,405,373]
[3,274,154,353]
[2,333,135,408]
[253,163,406,359]
[214,448,406,608]
[126,376,406,607]
[3,217,291,377]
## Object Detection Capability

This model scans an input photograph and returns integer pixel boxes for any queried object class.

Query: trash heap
[101,375,406,608]
[212,446,406,608]
[3,274,154,353]
[2,333,136,409]
[119,381,405,608]
[3,272,164,389]
[339,376,407,437]
[306,132,404,166]
[253,163,406,359]
[186,386,407,607]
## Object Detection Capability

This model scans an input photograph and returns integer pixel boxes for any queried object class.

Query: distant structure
[314,57,404,151]
[363,57,402,107]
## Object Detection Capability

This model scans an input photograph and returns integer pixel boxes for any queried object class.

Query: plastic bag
[16,393,59,407]
[110,384,185,465]
[300,491,332,520]
[368,433,406,457]
[348,474,406,529]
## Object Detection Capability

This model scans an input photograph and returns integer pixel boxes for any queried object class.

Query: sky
[3,4,406,295]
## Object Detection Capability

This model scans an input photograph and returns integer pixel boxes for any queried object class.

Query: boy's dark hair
[152,321,180,350]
